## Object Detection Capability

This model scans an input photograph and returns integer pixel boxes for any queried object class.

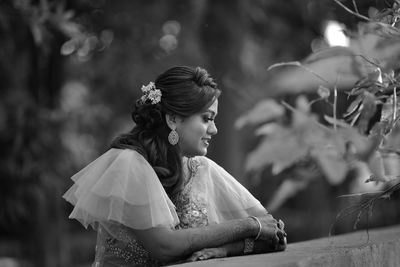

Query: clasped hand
[257,214,287,251]
[187,215,287,262]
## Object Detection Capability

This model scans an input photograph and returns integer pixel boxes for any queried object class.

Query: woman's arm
[132,214,280,263]
[186,237,287,262]
[186,213,287,262]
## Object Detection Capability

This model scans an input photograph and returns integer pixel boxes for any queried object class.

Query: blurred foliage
[0,0,88,228]
[0,0,101,266]
[238,0,400,235]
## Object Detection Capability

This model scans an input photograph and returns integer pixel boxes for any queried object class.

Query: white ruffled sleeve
[63,148,179,230]
[199,157,268,223]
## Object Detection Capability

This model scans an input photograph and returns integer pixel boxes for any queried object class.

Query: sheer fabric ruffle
[63,148,179,231]
[194,157,268,223]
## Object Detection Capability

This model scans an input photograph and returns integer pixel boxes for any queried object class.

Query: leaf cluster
[238,0,400,213]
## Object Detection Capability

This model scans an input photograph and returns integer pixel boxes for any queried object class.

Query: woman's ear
[165,113,177,130]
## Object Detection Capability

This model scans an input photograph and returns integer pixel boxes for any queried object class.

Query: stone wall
[171,225,400,267]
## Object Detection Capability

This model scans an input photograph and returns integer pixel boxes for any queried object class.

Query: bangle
[243,238,255,255]
[249,216,262,240]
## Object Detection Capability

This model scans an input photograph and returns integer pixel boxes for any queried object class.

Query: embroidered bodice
[173,157,209,229]
[93,157,208,267]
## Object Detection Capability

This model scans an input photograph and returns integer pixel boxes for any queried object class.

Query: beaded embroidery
[94,225,159,267]
[173,157,209,230]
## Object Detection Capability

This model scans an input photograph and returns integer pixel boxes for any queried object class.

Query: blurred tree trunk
[200,0,249,178]
[0,1,75,266]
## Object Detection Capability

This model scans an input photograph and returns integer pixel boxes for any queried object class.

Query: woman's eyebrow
[206,110,217,116]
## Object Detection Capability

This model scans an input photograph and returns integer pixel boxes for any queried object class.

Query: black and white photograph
[1,0,400,266]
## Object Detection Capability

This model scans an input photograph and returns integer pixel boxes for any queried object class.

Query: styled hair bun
[193,67,216,88]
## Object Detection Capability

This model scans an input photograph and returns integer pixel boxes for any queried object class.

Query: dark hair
[110,66,221,197]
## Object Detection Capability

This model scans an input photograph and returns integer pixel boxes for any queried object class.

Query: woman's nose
[208,121,218,135]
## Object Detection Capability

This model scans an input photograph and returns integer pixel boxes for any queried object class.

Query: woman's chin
[199,147,208,156]
[187,149,207,157]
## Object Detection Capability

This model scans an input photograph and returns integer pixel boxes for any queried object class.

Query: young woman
[63,66,287,266]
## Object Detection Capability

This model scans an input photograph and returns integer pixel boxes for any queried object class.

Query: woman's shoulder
[104,148,157,175]
[107,147,145,158]
[195,156,223,170]
[104,148,150,166]
[192,156,231,181]
[193,155,211,165]
[64,147,179,230]
[71,148,155,183]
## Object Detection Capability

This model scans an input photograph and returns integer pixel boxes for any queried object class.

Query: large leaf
[267,49,362,95]
[245,130,309,174]
[311,148,348,185]
[235,99,285,129]
[266,179,311,212]
[246,101,331,174]
[245,96,381,185]
[254,122,286,136]
[266,31,400,96]
[321,122,372,157]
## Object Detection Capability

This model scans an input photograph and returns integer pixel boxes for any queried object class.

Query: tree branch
[333,0,371,21]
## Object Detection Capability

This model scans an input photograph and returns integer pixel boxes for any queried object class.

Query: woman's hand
[183,216,287,262]
[276,219,287,251]
[186,247,228,262]
[256,215,287,250]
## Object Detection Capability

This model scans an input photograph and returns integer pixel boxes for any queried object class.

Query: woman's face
[176,99,218,157]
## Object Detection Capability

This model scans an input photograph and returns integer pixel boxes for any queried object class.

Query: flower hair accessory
[140,81,162,105]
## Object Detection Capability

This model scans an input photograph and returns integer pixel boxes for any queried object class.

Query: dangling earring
[168,129,179,145]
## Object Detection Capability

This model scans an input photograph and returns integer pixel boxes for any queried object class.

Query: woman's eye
[203,116,214,122]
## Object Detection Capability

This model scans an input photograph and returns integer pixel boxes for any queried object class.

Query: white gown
[63,148,267,266]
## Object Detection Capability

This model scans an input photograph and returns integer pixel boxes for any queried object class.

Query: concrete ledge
[171,225,400,267]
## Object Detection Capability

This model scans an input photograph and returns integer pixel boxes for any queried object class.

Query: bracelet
[249,216,262,240]
[243,238,255,255]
